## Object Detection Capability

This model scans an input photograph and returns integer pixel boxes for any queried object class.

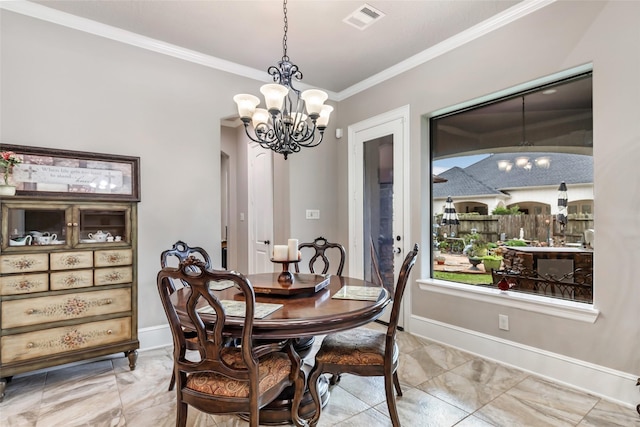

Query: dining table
[170,271,391,426]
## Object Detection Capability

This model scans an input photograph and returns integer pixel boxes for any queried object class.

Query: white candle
[273,245,288,261]
[288,239,299,261]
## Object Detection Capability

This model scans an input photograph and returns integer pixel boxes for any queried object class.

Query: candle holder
[270,259,299,284]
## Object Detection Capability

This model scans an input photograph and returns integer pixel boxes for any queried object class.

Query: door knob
[263,240,271,245]
[393,247,402,254]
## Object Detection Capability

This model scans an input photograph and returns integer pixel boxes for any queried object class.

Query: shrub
[504,239,527,246]
[492,205,522,215]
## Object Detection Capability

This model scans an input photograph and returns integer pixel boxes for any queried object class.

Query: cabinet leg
[0,377,9,402]
[126,350,138,370]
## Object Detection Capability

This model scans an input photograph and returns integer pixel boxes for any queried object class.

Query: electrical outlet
[499,314,509,331]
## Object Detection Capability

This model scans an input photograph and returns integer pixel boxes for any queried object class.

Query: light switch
[306,209,320,220]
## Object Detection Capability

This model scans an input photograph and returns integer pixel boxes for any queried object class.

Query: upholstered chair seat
[315,328,396,366]
[186,351,292,398]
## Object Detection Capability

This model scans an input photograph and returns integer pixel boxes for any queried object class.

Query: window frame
[421,64,598,322]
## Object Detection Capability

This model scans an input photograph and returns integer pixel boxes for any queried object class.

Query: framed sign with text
[0,144,140,201]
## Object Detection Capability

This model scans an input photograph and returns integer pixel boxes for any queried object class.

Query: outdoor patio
[433,252,492,274]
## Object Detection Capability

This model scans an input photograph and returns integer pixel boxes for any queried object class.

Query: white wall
[336,0,640,402]
[1,11,247,328]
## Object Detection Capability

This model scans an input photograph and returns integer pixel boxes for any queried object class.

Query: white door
[248,143,274,274]
[348,106,410,327]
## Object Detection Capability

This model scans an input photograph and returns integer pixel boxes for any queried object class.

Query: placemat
[332,285,382,301]
[197,300,283,318]
[209,280,234,291]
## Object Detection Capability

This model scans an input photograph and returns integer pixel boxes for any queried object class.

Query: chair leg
[176,401,188,427]
[392,371,402,396]
[384,372,401,427]
[249,411,258,427]
[168,371,175,391]
[329,373,341,385]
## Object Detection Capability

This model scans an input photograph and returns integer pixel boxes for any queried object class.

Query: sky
[432,154,490,175]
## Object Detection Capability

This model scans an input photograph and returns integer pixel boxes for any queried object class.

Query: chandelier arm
[296,132,325,148]
[289,120,313,142]
[241,121,279,146]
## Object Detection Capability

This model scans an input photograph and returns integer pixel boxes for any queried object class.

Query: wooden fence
[437,214,594,244]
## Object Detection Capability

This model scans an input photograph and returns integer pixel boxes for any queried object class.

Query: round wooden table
[171,272,390,425]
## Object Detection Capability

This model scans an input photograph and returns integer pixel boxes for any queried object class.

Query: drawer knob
[106,299,113,304]
[26,309,35,315]
[27,342,34,348]
[67,222,73,227]
[107,329,113,335]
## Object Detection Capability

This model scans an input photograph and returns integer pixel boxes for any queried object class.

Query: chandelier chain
[282,0,289,61]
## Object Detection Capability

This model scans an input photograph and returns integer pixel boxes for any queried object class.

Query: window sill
[417,278,599,323]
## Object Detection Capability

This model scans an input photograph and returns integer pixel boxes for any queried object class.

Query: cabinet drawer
[94,249,133,267]
[2,288,131,328]
[50,269,94,290]
[94,266,133,286]
[50,252,94,270]
[0,273,49,295]
[0,254,49,274]
[1,317,132,364]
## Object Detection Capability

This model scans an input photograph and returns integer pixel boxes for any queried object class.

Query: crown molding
[0,0,268,81]
[1,0,554,102]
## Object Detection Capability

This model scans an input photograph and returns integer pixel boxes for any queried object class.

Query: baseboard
[409,315,638,409]
[138,324,172,351]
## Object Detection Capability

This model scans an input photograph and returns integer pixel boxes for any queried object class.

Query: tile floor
[1,324,638,427]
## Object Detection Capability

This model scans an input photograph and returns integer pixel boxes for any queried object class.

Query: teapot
[10,235,32,246]
[32,232,57,245]
[88,230,111,242]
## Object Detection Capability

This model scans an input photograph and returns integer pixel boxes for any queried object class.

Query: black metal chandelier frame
[236,0,329,160]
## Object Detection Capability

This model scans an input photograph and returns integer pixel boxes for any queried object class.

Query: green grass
[433,271,494,285]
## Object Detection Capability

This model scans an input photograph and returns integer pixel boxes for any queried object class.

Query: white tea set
[10,231,60,246]
[86,230,117,243]
[30,231,59,245]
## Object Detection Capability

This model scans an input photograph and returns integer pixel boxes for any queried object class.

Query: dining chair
[294,236,346,275]
[160,240,213,391]
[157,257,305,427]
[307,244,419,427]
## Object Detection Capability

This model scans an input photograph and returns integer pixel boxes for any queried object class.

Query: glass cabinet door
[76,205,131,245]
[2,203,72,249]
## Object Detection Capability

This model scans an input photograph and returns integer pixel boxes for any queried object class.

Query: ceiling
[24,0,526,95]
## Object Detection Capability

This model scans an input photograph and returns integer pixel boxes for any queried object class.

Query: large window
[430,72,593,303]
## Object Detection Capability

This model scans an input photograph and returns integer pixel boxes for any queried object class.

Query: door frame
[347,105,411,327]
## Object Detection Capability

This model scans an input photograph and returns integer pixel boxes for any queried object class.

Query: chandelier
[233,0,332,160]
[497,95,550,172]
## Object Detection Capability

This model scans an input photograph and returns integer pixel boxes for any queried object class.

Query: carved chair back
[294,236,346,276]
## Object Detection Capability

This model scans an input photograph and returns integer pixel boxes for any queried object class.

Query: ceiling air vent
[343,3,385,31]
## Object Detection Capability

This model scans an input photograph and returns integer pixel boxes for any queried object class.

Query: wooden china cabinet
[0,199,139,400]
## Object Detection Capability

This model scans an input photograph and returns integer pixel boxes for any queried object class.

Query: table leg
[240,337,330,426]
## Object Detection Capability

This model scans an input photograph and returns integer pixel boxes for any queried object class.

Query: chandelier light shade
[233,0,332,160]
